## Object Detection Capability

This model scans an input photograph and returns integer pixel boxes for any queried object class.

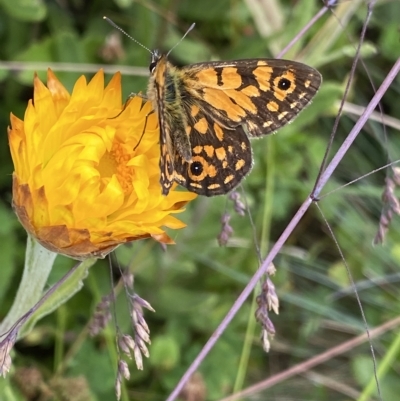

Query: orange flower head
[8,69,196,259]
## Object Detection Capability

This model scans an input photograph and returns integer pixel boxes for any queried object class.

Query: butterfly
[104,17,322,196]
[146,50,322,196]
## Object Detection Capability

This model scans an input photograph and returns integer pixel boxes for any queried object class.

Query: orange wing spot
[263,121,273,128]
[225,90,257,114]
[267,101,279,112]
[207,183,221,190]
[191,104,200,117]
[253,66,273,91]
[284,70,296,89]
[193,145,203,154]
[273,72,296,101]
[235,159,245,170]
[203,88,246,121]
[194,117,208,134]
[189,157,208,181]
[299,92,306,99]
[273,73,296,101]
[190,182,202,189]
[257,60,268,66]
[214,123,224,141]
[204,145,215,157]
[189,157,217,181]
[222,161,228,168]
[290,101,298,109]
[278,111,289,120]
[215,147,226,161]
[205,163,217,177]
[224,174,235,184]
[241,85,260,97]
[228,145,234,153]
[241,142,247,150]
[221,67,242,88]
[304,79,311,88]
[273,89,286,102]
[186,125,192,135]
[194,69,218,86]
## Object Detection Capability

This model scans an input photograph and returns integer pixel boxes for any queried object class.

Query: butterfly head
[149,50,162,73]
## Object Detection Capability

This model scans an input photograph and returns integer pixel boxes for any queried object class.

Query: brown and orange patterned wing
[170,58,321,195]
[173,109,252,196]
[180,58,322,136]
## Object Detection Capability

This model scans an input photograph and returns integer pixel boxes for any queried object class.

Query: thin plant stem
[218,316,400,401]
[314,58,400,197]
[358,329,400,401]
[314,202,382,400]
[276,4,330,59]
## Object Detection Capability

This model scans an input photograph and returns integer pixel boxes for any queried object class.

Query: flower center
[98,141,133,194]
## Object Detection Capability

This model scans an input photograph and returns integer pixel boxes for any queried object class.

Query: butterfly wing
[171,58,321,196]
[151,56,321,196]
[180,58,322,137]
[173,109,252,196]
[149,55,176,195]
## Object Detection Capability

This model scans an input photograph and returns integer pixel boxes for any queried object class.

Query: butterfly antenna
[166,23,196,57]
[103,16,153,54]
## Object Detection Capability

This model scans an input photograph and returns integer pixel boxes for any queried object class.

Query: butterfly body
[147,51,322,196]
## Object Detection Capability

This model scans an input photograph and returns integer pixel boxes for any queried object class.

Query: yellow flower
[8,69,196,259]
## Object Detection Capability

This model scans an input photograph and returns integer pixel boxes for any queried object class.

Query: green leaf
[0,0,47,22]
[20,257,95,337]
[150,335,180,370]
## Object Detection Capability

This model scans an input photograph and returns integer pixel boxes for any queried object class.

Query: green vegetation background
[1,0,400,400]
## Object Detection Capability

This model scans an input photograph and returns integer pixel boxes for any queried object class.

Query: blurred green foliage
[1,0,400,400]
